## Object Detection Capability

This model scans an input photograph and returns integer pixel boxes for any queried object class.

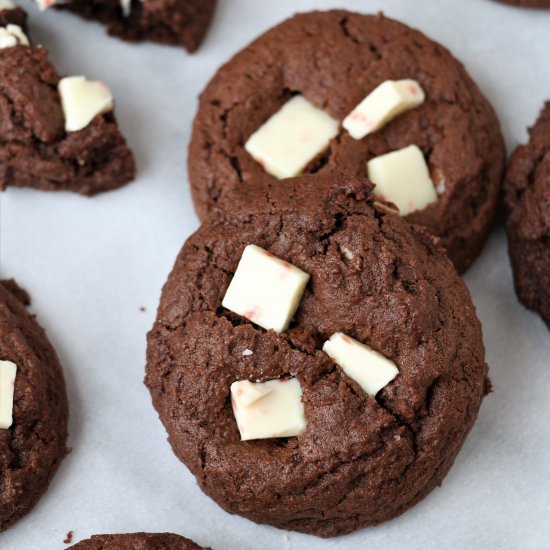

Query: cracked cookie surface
[0,33,135,196]
[188,10,505,274]
[146,174,488,537]
[70,532,209,549]
[0,280,68,531]
[504,102,550,329]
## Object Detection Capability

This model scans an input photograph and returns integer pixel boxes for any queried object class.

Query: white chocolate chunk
[222,244,310,333]
[0,0,16,10]
[35,0,60,10]
[231,378,306,441]
[0,24,29,49]
[58,76,114,133]
[0,360,17,429]
[343,79,425,140]
[232,380,273,407]
[367,145,437,216]
[244,95,339,179]
[323,333,399,396]
[242,349,254,356]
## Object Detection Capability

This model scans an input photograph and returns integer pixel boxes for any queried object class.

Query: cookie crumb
[64,531,74,544]
[139,306,146,312]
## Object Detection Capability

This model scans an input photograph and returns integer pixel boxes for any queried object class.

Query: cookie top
[0,25,135,195]
[0,280,68,531]
[504,102,550,328]
[70,532,209,549]
[188,10,505,273]
[52,0,216,53]
[146,174,488,537]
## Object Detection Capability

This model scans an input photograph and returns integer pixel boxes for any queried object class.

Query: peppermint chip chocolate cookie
[188,10,505,274]
[0,6,136,195]
[504,102,550,329]
[36,0,216,53]
[70,532,209,549]
[0,280,68,531]
[146,174,489,537]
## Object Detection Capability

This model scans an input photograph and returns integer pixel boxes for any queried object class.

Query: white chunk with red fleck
[343,79,425,140]
[231,378,307,441]
[35,0,59,10]
[244,95,339,179]
[0,360,17,429]
[0,24,29,49]
[58,76,114,132]
[367,145,437,216]
[323,333,399,396]
[222,244,310,333]
[0,0,16,10]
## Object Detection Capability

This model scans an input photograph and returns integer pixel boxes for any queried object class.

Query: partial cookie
[0,280,68,531]
[504,102,550,329]
[0,6,135,195]
[493,0,550,7]
[188,10,505,274]
[146,174,489,537]
[0,0,27,27]
[36,0,216,53]
[70,532,209,549]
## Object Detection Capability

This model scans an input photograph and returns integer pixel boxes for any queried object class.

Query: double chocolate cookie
[44,0,216,53]
[70,532,209,549]
[0,5,135,195]
[0,280,68,531]
[504,102,550,329]
[188,10,505,273]
[146,174,489,537]
[0,1,26,27]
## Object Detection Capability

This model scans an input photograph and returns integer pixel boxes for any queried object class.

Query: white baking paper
[0,1,549,548]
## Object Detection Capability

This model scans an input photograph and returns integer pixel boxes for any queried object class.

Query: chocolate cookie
[493,0,550,7]
[41,0,216,53]
[70,532,209,549]
[504,102,550,329]
[0,280,68,531]
[188,10,505,274]
[146,174,489,537]
[0,9,136,195]
[0,2,27,28]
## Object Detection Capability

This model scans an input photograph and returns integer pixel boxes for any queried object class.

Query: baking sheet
[1,0,549,548]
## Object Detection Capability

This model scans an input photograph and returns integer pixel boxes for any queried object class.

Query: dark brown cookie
[493,0,550,7]
[0,5,27,27]
[146,174,489,537]
[188,10,505,274]
[503,102,550,329]
[0,280,68,531]
[52,0,216,53]
[0,13,136,196]
[70,532,209,549]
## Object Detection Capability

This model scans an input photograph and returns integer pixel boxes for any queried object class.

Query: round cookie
[0,280,68,531]
[493,0,550,7]
[503,102,550,329]
[188,10,505,274]
[70,532,209,549]
[146,174,489,537]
